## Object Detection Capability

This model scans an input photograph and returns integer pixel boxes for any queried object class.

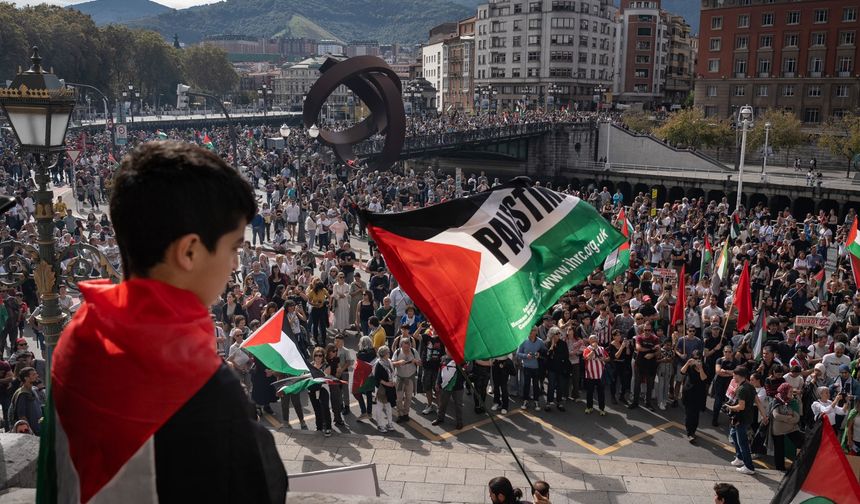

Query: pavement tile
[483,454,520,471]
[295,447,338,462]
[270,431,289,445]
[564,490,611,504]
[425,467,466,485]
[409,450,450,467]
[609,492,652,504]
[373,463,389,480]
[524,457,563,473]
[663,478,715,496]
[622,476,667,494]
[503,469,545,489]
[599,460,641,476]
[383,464,427,482]
[549,473,586,490]
[400,482,440,501]
[582,474,626,492]
[636,463,679,478]
[464,468,500,486]
[372,449,413,465]
[649,495,693,504]
[364,437,398,450]
[675,466,719,480]
[560,458,602,475]
[442,483,486,503]
[732,481,780,499]
[446,453,486,469]
[712,469,759,483]
[275,444,300,460]
[334,447,375,464]
[377,480,404,499]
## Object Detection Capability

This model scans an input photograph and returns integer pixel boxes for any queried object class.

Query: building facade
[474,0,619,112]
[443,17,477,114]
[273,57,350,118]
[695,0,860,123]
[664,13,696,106]
[346,41,381,57]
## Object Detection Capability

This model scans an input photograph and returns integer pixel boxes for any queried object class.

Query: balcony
[839,71,851,77]
[810,71,822,77]
[783,72,795,78]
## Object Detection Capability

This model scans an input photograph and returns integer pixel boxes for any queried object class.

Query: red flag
[671,265,686,327]
[351,359,374,394]
[734,261,753,331]
[851,254,860,289]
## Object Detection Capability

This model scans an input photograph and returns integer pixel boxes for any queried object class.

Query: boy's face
[190,221,246,306]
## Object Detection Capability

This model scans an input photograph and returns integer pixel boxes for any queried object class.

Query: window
[549,67,572,77]
[514,3,522,13]
[804,108,820,123]
[841,31,856,45]
[845,7,858,22]
[513,20,522,31]
[734,58,748,75]
[529,19,541,29]
[757,85,769,97]
[637,41,651,50]
[808,85,822,97]
[737,14,749,28]
[814,9,828,23]
[761,13,774,26]
[736,35,748,49]
[708,59,720,72]
[707,85,717,97]
[550,18,574,28]
[527,51,540,62]
[837,84,850,97]
[809,57,824,73]
[635,68,649,78]
[710,38,721,51]
[527,67,539,77]
[638,27,652,36]
[634,84,649,93]
[787,11,800,25]
[839,56,853,73]
[784,34,798,47]
[635,55,650,64]
[757,58,771,75]
[528,35,540,45]
[551,0,575,11]
[512,68,521,78]
[512,52,521,62]
[528,1,541,13]
[513,36,521,47]
[834,109,848,118]
[812,32,826,46]
[551,34,573,45]
[782,85,795,97]
[704,106,718,118]
[759,35,772,48]
[783,57,797,74]
[734,85,746,97]
[711,16,723,30]
[550,51,573,62]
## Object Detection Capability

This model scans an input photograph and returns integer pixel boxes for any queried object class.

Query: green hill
[127,0,473,44]
[69,0,171,25]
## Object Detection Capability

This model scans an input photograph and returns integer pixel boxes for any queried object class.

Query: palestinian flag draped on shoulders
[365,179,625,363]
[845,217,860,289]
[770,418,860,504]
[242,308,308,376]
[603,207,633,281]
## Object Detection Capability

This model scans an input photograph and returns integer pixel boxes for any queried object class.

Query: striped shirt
[582,345,606,380]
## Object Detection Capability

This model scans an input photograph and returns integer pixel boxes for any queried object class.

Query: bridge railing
[354,121,574,156]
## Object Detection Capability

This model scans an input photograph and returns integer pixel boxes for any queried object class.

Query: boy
[40,142,287,503]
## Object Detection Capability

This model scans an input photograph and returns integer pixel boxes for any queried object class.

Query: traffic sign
[115,124,128,146]
[67,149,81,163]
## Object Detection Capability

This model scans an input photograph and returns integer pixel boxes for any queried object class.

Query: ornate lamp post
[736,105,754,212]
[0,48,75,382]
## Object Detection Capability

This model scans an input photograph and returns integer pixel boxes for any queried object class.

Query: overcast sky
[12,0,220,8]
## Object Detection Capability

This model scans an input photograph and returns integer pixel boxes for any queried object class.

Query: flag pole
[459,367,535,492]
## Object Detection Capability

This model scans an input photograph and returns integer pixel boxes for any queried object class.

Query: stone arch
[598,180,614,193]
[748,193,768,211]
[770,195,792,215]
[707,190,726,205]
[567,177,580,190]
[652,184,667,205]
[688,187,705,202]
[817,199,839,217]
[667,186,686,203]
[633,183,650,198]
[843,201,859,219]
[617,181,633,204]
[794,197,815,218]
[580,178,597,192]
[726,192,749,209]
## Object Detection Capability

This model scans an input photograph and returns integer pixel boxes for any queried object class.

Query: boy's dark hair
[713,483,740,504]
[110,142,256,278]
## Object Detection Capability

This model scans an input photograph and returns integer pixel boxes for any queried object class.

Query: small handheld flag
[671,265,686,327]
[603,208,633,281]
[734,261,753,332]
[241,309,309,376]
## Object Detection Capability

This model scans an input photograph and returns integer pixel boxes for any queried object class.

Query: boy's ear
[168,233,202,272]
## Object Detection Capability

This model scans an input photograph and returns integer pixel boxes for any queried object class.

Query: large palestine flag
[365,180,625,363]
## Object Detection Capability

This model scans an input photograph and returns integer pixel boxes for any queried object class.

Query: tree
[130,29,183,109]
[819,113,860,178]
[181,43,240,97]
[653,107,731,151]
[746,109,804,168]
[620,110,654,134]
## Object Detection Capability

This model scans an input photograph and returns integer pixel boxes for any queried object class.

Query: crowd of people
[0,109,858,501]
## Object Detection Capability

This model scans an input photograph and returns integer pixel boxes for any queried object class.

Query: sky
[12,0,220,8]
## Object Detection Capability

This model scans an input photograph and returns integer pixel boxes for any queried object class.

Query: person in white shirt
[811,387,846,425]
[821,343,851,381]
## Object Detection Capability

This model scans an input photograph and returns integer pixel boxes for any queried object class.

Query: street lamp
[0,47,76,382]
[736,105,754,212]
[258,84,272,116]
[125,84,139,123]
[762,121,772,177]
